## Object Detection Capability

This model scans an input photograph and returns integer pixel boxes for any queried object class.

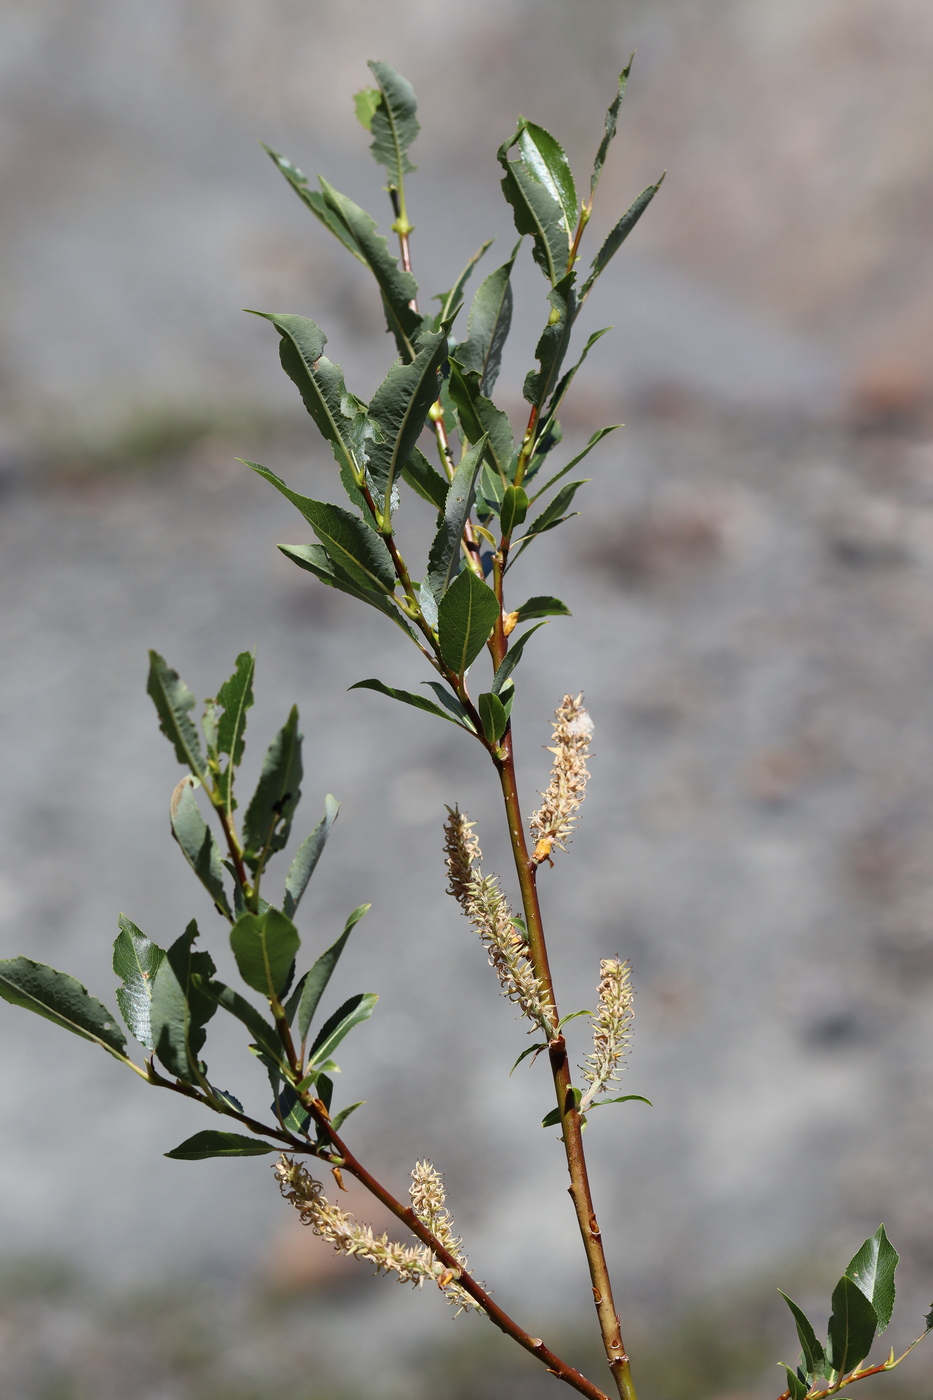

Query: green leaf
[165,1130,277,1160]
[247,465,396,592]
[210,651,255,809]
[478,690,509,744]
[925,1302,933,1333]
[517,121,578,239]
[490,622,548,694]
[246,315,373,493]
[499,485,528,537]
[316,178,422,359]
[349,678,475,732]
[308,991,378,1067]
[437,568,500,675]
[170,777,232,918]
[846,1226,898,1333]
[779,1294,828,1381]
[510,1042,547,1074]
[513,595,571,622]
[514,480,587,557]
[828,1274,878,1375]
[113,915,165,1049]
[292,904,370,1042]
[242,706,303,876]
[557,1008,593,1029]
[581,176,665,300]
[536,328,612,451]
[454,242,520,395]
[446,361,515,478]
[590,58,633,199]
[366,329,448,518]
[353,87,381,131]
[425,435,487,602]
[366,61,419,188]
[522,273,576,409]
[230,908,301,1000]
[0,956,128,1059]
[498,127,569,285]
[263,146,366,266]
[401,445,449,511]
[782,1365,809,1400]
[433,239,493,329]
[201,978,288,1068]
[528,425,620,501]
[284,795,340,920]
[150,922,217,1081]
[330,1101,365,1133]
[588,1094,653,1109]
[277,543,413,637]
[147,651,205,779]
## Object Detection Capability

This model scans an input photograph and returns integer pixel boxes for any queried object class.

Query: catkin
[530,694,593,865]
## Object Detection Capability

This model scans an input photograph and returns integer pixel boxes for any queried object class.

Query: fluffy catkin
[530,694,593,865]
[580,958,634,1112]
[444,807,557,1037]
[274,1157,473,1306]
[410,1160,481,1313]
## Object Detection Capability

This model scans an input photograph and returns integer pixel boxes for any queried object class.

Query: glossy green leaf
[284,795,340,920]
[230,908,301,1000]
[421,683,475,728]
[433,239,493,329]
[293,904,370,1041]
[581,176,665,300]
[277,543,413,637]
[779,1294,828,1381]
[437,568,500,675]
[349,678,475,732]
[478,690,509,744]
[201,978,287,1068]
[528,425,620,501]
[147,651,205,779]
[425,435,487,602]
[513,595,571,622]
[454,242,520,394]
[169,777,232,918]
[514,479,587,558]
[847,1226,898,1333]
[401,445,449,511]
[490,622,548,694]
[165,1131,277,1160]
[522,273,576,408]
[246,315,372,491]
[263,147,366,265]
[150,922,217,1081]
[782,1365,809,1400]
[113,915,165,1050]
[316,178,422,358]
[308,991,378,1067]
[446,361,514,478]
[210,651,255,809]
[0,956,128,1059]
[499,485,528,537]
[248,466,396,592]
[366,329,448,517]
[588,1094,653,1109]
[366,61,419,187]
[242,706,303,876]
[590,59,633,198]
[510,1042,547,1074]
[536,328,612,449]
[330,1101,365,1133]
[517,121,577,238]
[498,128,568,285]
[828,1274,878,1375]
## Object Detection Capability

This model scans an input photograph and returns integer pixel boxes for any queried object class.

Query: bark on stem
[494,747,637,1400]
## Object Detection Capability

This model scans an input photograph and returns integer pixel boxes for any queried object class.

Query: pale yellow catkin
[530,694,593,865]
[580,958,634,1112]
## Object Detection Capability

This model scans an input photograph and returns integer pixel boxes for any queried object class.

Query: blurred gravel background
[3,3,933,1397]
